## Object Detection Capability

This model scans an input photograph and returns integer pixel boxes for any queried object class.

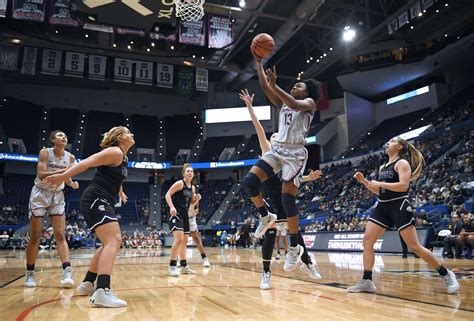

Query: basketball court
[0,248,472,320]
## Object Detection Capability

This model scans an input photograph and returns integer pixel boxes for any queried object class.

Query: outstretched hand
[265,66,277,87]
[239,89,255,107]
[307,169,323,181]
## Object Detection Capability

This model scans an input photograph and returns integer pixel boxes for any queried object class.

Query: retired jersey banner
[41,49,62,75]
[65,52,85,78]
[398,11,409,28]
[156,63,174,88]
[208,15,232,49]
[21,47,38,75]
[410,2,422,19]
[114,58,132,83]
[50,0,79,26]
[134,61,153,86]
[179,20,205,46]
[177,67,194,95]
[0,45,20,71]
[88,55,107,80]
[12,0,46,21]
[195,68,208,92]
[0,0,7,18]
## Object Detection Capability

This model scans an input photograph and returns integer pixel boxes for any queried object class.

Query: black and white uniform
[262,173,287,236]
[169,180,193,234]
[29,148,71,219]
[369,159,416,231]
[80,156,128,232]
[261,104,313,187]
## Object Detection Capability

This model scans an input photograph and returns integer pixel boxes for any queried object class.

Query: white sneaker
[168,266,180,277]
[442,270,460,294]
[202,258,211,267]
[181,266,197,274]
[347,279,376,293]
[76,281,95,295]
[260,271,272,290]
[24,270,36,287]
[300,263,321,279]
[89,288,127,308]
[60,267,74,288]
[284,245,303,271]
[254,213,277,238]
[275,253,281,260]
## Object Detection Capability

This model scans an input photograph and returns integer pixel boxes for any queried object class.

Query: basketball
[251,33,275,58]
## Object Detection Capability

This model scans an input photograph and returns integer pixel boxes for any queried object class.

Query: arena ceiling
[1,0,473,98]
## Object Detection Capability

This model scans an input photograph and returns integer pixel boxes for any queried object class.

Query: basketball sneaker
[60,266,74,288]
[24,270,36,287]
[76,281,95,295]
[275,252,281,260]
[202,258,211,267]
[254,213,277,238]
[260,271,272,290]
[347,279,376,293]
[442,270,460,294]
[181,266,197,274]
[300,263,321,279]
[284,245,303,271]
[168,266,180,277]
[89,288,127,308]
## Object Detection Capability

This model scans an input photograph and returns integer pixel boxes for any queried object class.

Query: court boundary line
[226,264,473,313]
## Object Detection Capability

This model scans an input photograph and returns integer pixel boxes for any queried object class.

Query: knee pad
[242,172,261,197]
[282,193,298,218]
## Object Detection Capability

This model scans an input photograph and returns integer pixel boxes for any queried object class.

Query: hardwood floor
[0,247,472,320]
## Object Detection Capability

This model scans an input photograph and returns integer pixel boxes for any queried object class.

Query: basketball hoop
[176,0,205,22]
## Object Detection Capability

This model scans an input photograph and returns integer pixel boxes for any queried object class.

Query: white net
[176,0,205,22]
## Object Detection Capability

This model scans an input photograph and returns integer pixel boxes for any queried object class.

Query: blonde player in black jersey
[165,164,198,276]
[349,137,460,294]
[240,89,322,289]
[241,50,321,272]
[46,126,134,307]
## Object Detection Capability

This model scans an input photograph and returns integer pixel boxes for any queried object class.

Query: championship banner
[195,68,208,92]
[12,0,46,21]
[388,18,398,35]
[150,32,176,42]
[0,45,20,71]
[50,0,80,26]
[41,49,62,75]
[156,63,174,88]
[398,11,409,28]
[64,52,85,78]
[114,58,132,83]
[422,0,434,10]
[177,67,194,95]
[21,47,38,75]
[208,15,232,49]
[83,23,114,33]
[179,20,205,46]
[0,0,7,18]
[410,1,422,19]
[134,61,153,86]
[116,27,145,36]
[88,55,107,80]
[316,82,329,110]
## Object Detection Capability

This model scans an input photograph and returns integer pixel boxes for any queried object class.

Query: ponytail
[398,138,424,181]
